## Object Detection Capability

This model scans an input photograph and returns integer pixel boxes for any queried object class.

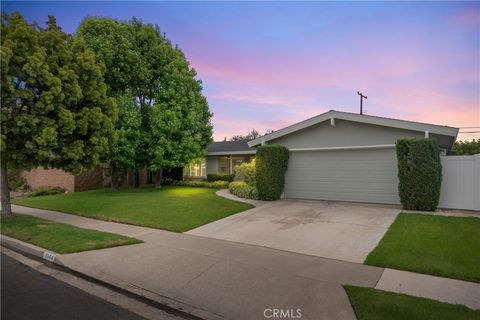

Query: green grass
[13,186,253,232]
[345,286,480,320]
[365,213,480,282]
[1,214,142,254]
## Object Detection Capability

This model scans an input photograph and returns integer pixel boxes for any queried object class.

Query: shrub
[210,180,230,188]
[229,181,259,200]
[27,187,65,197]
[234,159,255,183]
[396,138,442,211]
[206,173,235,182]
[256,145,289,200]
[174,180,229,189]
[160,178,175,186]
[7,167,26,191]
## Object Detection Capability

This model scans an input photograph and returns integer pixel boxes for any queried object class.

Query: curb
[0,236,224,320]
[1,235,64,266]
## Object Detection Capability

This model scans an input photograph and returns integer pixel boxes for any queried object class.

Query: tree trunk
[111,163,119,191]
[154,169,163,188]
[1,157,12,216]
[133,170,140,188]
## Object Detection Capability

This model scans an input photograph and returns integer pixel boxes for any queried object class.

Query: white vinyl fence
[439,154,480,211]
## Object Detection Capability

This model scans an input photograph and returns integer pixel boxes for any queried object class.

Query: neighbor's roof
[207,140,256,155]
[248,110,459,147]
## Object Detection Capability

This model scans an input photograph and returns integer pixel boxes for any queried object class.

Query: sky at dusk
[3,1,479,141]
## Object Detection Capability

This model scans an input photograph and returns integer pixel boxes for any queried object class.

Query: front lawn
[13,186,253,232]
[345,286,480,320]
[365,213,480,282]
[1,214,141,254]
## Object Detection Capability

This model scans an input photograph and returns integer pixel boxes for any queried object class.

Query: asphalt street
[1,253,144,320]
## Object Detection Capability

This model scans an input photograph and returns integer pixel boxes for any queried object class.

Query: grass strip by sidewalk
[12,186,253,232]
[1,214,142,254]
[345,286,480,320]
[365,212,480,283]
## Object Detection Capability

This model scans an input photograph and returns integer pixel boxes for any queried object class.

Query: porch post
[229,156,233,174]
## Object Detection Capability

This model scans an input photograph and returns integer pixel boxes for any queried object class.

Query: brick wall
[74,167,104,192]
[22,167,75,192]
[23,166,151,192]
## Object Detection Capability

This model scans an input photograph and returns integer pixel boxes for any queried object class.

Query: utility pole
[357,91,367,115]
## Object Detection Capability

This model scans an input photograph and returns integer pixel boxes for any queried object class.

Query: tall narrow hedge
[256,145,289,200]
[396,138,442,211]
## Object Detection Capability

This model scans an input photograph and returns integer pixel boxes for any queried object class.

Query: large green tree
[77,17,212,188]
[449,139,480,155]
[0,13,116,215]
[76,18,142,187]
[108,94,141,191]
[148,51,213,186]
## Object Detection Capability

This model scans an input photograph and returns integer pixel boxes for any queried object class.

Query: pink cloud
[184,15,479,143]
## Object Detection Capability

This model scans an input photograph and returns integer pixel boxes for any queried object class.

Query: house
[183,140,256,179]
[21,110,459,201]
[21,140,257,191]
[247,110,458,204]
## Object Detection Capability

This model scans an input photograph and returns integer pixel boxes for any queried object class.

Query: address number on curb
[43,251,56,263]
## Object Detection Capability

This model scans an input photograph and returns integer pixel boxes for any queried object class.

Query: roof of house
[248,110,459,147]
[206,140,256,155]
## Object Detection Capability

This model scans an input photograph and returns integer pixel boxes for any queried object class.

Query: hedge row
[174,180,229,189]
[206,173,235,182]
[255,145,289,200]
[396,138,442,211]
[229,181,259,200]
[27,187,65,197]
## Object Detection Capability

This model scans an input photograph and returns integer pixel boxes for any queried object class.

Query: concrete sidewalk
[10,204,480,319]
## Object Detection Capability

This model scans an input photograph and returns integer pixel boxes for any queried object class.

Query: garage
[284,147,400,204]
[248,110,458,205]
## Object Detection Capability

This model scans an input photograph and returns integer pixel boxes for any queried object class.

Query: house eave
[206,150,257,156]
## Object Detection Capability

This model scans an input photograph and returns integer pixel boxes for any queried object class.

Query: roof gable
[248,110,459,147]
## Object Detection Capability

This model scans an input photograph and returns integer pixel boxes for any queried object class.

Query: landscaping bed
[1,214,141,254]
[345,286,480,320]
[365,213,480,282]
[13,186,253,232]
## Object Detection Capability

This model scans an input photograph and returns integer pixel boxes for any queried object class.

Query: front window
[184,159,206,177]
[218,157,231,173]
[217,155,255,174]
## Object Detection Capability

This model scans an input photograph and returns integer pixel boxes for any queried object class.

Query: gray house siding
[247,111,457,205]
[272,119,428,204]
[267,119,424,148]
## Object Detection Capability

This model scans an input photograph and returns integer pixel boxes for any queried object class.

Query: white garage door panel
[284,148,400,204]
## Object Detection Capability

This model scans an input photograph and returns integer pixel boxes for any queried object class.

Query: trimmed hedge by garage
[396,138,442,211]
[229,181,259,199]
[207,173,235,182]
[256,145,289,200]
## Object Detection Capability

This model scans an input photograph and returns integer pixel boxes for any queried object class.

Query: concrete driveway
[186,199,400,263]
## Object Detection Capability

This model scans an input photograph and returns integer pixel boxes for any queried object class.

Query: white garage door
[284,148,400,204]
